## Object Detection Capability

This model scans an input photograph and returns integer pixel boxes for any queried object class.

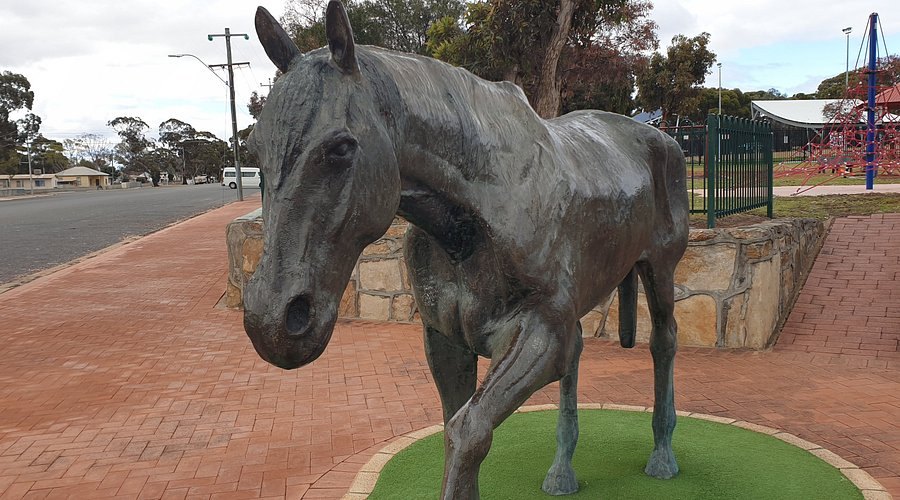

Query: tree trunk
[534,0,576,119]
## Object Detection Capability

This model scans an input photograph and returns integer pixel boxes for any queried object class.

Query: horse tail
[618,266,638,348]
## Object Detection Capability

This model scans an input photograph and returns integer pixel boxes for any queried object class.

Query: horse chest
[406,228,532,355]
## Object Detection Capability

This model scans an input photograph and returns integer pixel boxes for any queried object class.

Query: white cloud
[1,0,898,144]
[651,1,900,92]
[1,0,286,144]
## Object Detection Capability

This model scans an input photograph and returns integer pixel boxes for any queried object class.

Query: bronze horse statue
[243,2,689,497]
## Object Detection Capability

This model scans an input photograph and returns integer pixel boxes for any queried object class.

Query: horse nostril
[285,296,311,336]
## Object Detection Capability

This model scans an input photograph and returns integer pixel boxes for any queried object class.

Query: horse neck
[365,48,547,257]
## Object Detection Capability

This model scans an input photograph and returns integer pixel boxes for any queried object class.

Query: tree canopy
[282,0,465,54]
[1,71,39,175]
[428,0,658,118]
[107,116,153,176]
[816,54,900,99]
[158,118,227,182]
[635,32,717,124]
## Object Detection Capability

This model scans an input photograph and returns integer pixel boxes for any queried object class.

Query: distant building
[0,174,60,191]
[55,166,111,188]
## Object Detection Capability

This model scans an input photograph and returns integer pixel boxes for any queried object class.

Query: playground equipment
[774,12,899,194]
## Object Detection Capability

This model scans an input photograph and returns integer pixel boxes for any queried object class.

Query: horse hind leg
[542,327,583,495]
[636,259,680,479]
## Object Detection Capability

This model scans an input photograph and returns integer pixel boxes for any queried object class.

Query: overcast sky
[1,1,898,147]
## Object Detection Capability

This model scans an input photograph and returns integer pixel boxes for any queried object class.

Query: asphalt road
[0,184,260,285]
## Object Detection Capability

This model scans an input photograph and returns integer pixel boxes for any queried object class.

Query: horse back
[548,110,688,236]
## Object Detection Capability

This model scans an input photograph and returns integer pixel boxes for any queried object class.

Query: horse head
[243,2,400,369]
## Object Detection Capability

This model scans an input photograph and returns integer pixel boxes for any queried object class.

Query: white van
[222,167,261,189]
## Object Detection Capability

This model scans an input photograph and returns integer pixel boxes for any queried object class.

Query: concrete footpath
[0,201,898,499]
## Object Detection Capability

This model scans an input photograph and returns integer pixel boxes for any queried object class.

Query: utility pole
[208,28,249,201]
[27,140,34,196]
[178,147,187,185]
[261,78,274,92]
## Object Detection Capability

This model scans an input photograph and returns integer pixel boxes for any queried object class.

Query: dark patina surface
[243,2,689,498]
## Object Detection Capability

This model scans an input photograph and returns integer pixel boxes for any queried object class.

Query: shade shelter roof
[750,99,863,129]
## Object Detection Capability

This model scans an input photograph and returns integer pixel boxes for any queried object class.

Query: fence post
[706,114,718,228]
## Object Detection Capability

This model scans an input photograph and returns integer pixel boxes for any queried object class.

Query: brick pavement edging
[340,404,893,500]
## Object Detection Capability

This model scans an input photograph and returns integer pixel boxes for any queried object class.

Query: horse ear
[255,6,302,73]
[325,0,359,74]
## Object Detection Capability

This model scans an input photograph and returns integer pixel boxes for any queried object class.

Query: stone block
[744,257,781,349]
[688,229,717,242]
[399,259,411,290]
[727,226,769,240]
[391,293,416,322]
[384,223,409,239]
[241,238,263,275]
[362,240,397,256]
[675,243,736,291]
[359,259,403,292]
[745,240,773,260]
[674,294,718,347]
[225,281,243,309]
[579,309,606,337]
[359,293,391,321]
[339,281,358,318]
[723,292,748,348]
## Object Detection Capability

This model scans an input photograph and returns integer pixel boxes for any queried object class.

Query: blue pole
[865,12,878,190]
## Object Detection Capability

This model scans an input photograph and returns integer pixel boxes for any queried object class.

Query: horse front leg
[424,326,477,424]
[441,312,575,500]
[638,262,679,479]
[542,327,583,495]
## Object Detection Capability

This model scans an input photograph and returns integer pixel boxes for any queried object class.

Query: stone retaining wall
[226,212,826,349]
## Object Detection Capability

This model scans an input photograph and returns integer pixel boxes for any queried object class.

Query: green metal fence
[660,116,773,228]
[660,124,709,216]
[706,115,774,228]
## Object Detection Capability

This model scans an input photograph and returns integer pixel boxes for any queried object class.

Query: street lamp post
[717,63,723,115]
[842,27,852,92]
[167,54,226,85]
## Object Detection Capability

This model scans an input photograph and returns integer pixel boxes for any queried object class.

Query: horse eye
[326,137,357,159]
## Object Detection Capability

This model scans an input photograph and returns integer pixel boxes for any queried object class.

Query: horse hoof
[542,465,579,495]
[644,448,679,479]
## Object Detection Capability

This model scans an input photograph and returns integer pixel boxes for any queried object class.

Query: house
[0,174,60,191]
[55,166,110,188]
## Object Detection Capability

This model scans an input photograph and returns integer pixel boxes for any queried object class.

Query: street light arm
[167,54,228,86]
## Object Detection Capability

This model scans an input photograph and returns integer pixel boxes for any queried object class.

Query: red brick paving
[777,214,900,369]
[0,206,898,499]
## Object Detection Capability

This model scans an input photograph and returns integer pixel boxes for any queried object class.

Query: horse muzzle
[243,283,332,369]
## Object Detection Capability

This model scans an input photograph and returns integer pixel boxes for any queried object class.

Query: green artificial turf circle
[369,409,863,500]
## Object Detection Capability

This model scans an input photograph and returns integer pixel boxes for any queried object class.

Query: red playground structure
[774,12,899,194]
